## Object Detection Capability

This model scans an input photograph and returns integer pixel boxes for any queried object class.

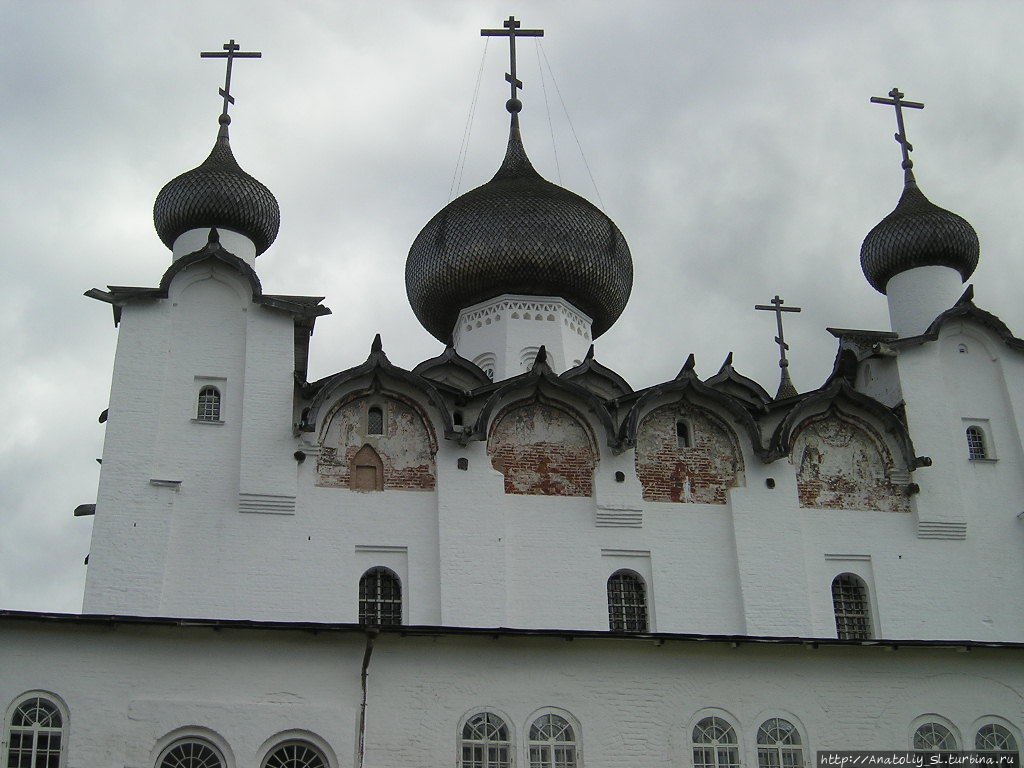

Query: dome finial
[481,16,544,114]
[870,87,925,184]
[200,39,262,125]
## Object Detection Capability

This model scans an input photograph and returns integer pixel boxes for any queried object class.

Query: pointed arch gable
[317,389,437,492]
[303,335,456,441]
[620,369,766,461]
[487,397,598,497]
[791,409,910,513]
[470,358,618,451]
[635,400,745,504]
[771,380,917,470]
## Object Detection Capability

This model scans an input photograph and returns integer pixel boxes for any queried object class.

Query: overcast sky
[2,1,1022,613]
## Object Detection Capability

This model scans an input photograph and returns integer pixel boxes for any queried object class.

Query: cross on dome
[200,39,262,121]
[481,15,544,113]
[870,87,925,181]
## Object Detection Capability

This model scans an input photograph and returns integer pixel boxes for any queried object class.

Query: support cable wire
[538,41,605,209]
[448,39,490,202]
[536,40,562,185]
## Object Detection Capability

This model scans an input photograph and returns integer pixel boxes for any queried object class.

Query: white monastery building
[3,21,1023,768]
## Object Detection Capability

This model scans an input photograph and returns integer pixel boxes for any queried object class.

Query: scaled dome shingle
[153,122,280,255]
[860,180,978,294]
[406,115,633,342]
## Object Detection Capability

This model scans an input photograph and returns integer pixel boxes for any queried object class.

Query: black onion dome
[154,120,280,255]
[860,179,978,294]
[406,115,633,342]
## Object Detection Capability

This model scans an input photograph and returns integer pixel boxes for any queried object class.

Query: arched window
[976,724,1018,756]
[5,695,65,768]
[367,406,384,435]
[157,739,225,768]
[692,716,740,768]
[913,722,958,752]
[262,740,328,768]
[460,712,510,768]
[966,426,987,460]
[528,714,577,768]
[676,421,690,449]
[607,570,648,632]
[757,718,804,768]
[359,567,402,625]
[831,573,872,640]
[196,386,221,422]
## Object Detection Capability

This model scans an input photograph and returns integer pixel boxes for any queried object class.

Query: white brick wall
[2,617,1021,768]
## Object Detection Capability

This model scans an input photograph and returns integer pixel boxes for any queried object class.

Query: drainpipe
[357,627,378,768]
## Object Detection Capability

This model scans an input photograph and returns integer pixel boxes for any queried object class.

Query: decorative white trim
[916,520,968,540]
[456,295,593,337]
[595,505,643,528]
[238,493,297,515]
[601,548,651,558]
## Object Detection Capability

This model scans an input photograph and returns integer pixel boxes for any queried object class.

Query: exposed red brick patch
[317,395,436,491]
[488,402,596,496]
[793,413,909,513]
[635,402,744,504]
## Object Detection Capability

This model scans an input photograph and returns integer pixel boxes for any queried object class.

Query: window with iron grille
[692,716,740,768]
[460,712,511,768]
[757,718,804,768]
[157,739,224,768]
[5,696,64,768]
[966,426,987,460]
[196,386,221,422]
[913,722,958,752]
[975,724,1018,757]
[528,713,577,768]
[831,573,872,640]
[358,567,402,625]
[367,406,384,435]
[607,570,648,632]
[262,740,328,768]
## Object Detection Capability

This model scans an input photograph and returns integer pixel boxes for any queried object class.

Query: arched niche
[317,392,437,491]
[635,401,745,504]
[791,410,909,513]
[487,399,597,497]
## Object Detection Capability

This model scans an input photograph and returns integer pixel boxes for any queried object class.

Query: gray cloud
[2,0,1021,610]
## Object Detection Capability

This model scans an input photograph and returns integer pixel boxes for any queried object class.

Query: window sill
[191,418,225,426]
[968,457,997,463]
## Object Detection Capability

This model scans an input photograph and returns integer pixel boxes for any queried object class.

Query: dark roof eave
[85,244,329,326]
[1,610,1020,651]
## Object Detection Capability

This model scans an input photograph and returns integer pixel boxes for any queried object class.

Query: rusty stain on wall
[635,402,744,504]
[488,402,596,496]
[317,396,436,491]
[793,413,909,512]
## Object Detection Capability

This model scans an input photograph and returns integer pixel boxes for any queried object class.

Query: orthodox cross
[755,295,802,399]
[870,87,924,177]
[481,16,544,111]
[200,39,262,118]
